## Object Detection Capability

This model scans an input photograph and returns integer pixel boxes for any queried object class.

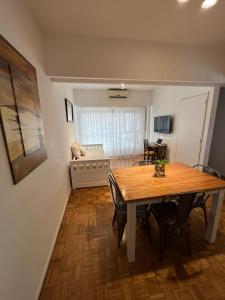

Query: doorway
[176,93,209,166]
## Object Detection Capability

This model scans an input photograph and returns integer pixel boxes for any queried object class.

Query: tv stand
[148,143,167,160]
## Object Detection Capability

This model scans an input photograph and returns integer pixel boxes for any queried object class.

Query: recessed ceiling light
[201,0,218,9]
[121,83,125,89]
[177,0,189,3]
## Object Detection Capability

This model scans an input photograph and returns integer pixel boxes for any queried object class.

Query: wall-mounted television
[154,115,172,134]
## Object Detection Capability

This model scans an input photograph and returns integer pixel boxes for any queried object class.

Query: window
[75,106,146,156]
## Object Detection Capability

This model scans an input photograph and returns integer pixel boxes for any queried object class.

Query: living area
[68,82,216,184]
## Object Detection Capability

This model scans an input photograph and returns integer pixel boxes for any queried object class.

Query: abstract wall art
[0,35,47,184]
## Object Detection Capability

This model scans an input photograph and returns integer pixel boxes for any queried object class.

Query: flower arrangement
[154,159,168,177]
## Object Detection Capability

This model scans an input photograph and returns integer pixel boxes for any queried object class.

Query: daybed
[70,144,110,189]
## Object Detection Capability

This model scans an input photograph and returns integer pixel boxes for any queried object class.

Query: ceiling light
[121,83,125,89]
[201,0,218,9]
[177,0,189,3]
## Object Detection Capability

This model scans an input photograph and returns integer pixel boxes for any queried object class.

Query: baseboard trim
[73,181,108,189]
[35,190,71,300]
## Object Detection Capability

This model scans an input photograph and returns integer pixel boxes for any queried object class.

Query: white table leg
[205,190,225,243]
[127,202,137,263]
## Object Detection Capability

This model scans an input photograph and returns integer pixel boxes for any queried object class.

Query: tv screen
[154,115,172,134]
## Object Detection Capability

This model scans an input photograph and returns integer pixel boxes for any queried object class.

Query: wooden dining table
[111,163,225,263]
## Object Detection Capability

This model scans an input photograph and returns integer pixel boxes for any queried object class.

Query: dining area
[110,162,225,263]
[40,159,225,300]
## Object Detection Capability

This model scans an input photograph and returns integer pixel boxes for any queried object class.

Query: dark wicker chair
[192,164,221,227]
[150,193,196,260]
[109,173,151,247]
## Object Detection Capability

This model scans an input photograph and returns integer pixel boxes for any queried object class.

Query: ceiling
[27,0,225,47]
[59,82,158,91]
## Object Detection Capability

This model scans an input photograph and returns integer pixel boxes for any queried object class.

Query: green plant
[154,159,168,166]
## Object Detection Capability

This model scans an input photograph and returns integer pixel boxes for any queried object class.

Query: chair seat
[118,204,149,216]
[151,202,178,224]
[192,194,206,208]
[136,204,149,216]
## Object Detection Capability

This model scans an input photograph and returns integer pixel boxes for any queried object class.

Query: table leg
[205,190,225,243]
[127,202,137,263]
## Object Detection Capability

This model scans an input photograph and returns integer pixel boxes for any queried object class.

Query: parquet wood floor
[39,179,225,299]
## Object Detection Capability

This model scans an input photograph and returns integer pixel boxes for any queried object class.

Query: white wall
[0,1,75,299]
[151,86,216,163]
[43,33,225,84]
[73,89,152,107]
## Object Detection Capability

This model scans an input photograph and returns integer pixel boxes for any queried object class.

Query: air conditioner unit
[107,88,128,99]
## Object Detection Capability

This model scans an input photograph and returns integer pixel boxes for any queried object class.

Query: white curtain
[75,106,146,156]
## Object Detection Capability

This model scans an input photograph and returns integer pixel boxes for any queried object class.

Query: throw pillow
[80,146,87,156]
[71,143,81,159]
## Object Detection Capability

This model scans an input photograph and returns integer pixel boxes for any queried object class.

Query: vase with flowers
[154,159,167,177]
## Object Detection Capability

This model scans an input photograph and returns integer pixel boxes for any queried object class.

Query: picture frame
[0,35,47,184]
[65,98,74,122]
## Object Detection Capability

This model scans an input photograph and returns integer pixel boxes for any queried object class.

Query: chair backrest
[175,193,196,226]
[134,160,153,166]
[109,173,126,210]
[193,164,221,179]
[143,139,149,152]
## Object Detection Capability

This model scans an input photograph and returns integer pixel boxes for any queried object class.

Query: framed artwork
[65,98,74,122]
[0,35,47,184]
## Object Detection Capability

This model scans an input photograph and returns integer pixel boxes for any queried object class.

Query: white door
[176,93,208,166]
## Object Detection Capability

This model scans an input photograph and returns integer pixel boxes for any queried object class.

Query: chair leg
[159,224,167,261]
[112,210,117,227]
[141,217,146,229]
[159,233,165,261]
[183,229,192,257]
[118,220,126,248]
[143,210,152,242]
[146,217,152,243]
[202,205,208,228]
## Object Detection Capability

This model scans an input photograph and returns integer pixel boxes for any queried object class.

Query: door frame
[175,92,209,165]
